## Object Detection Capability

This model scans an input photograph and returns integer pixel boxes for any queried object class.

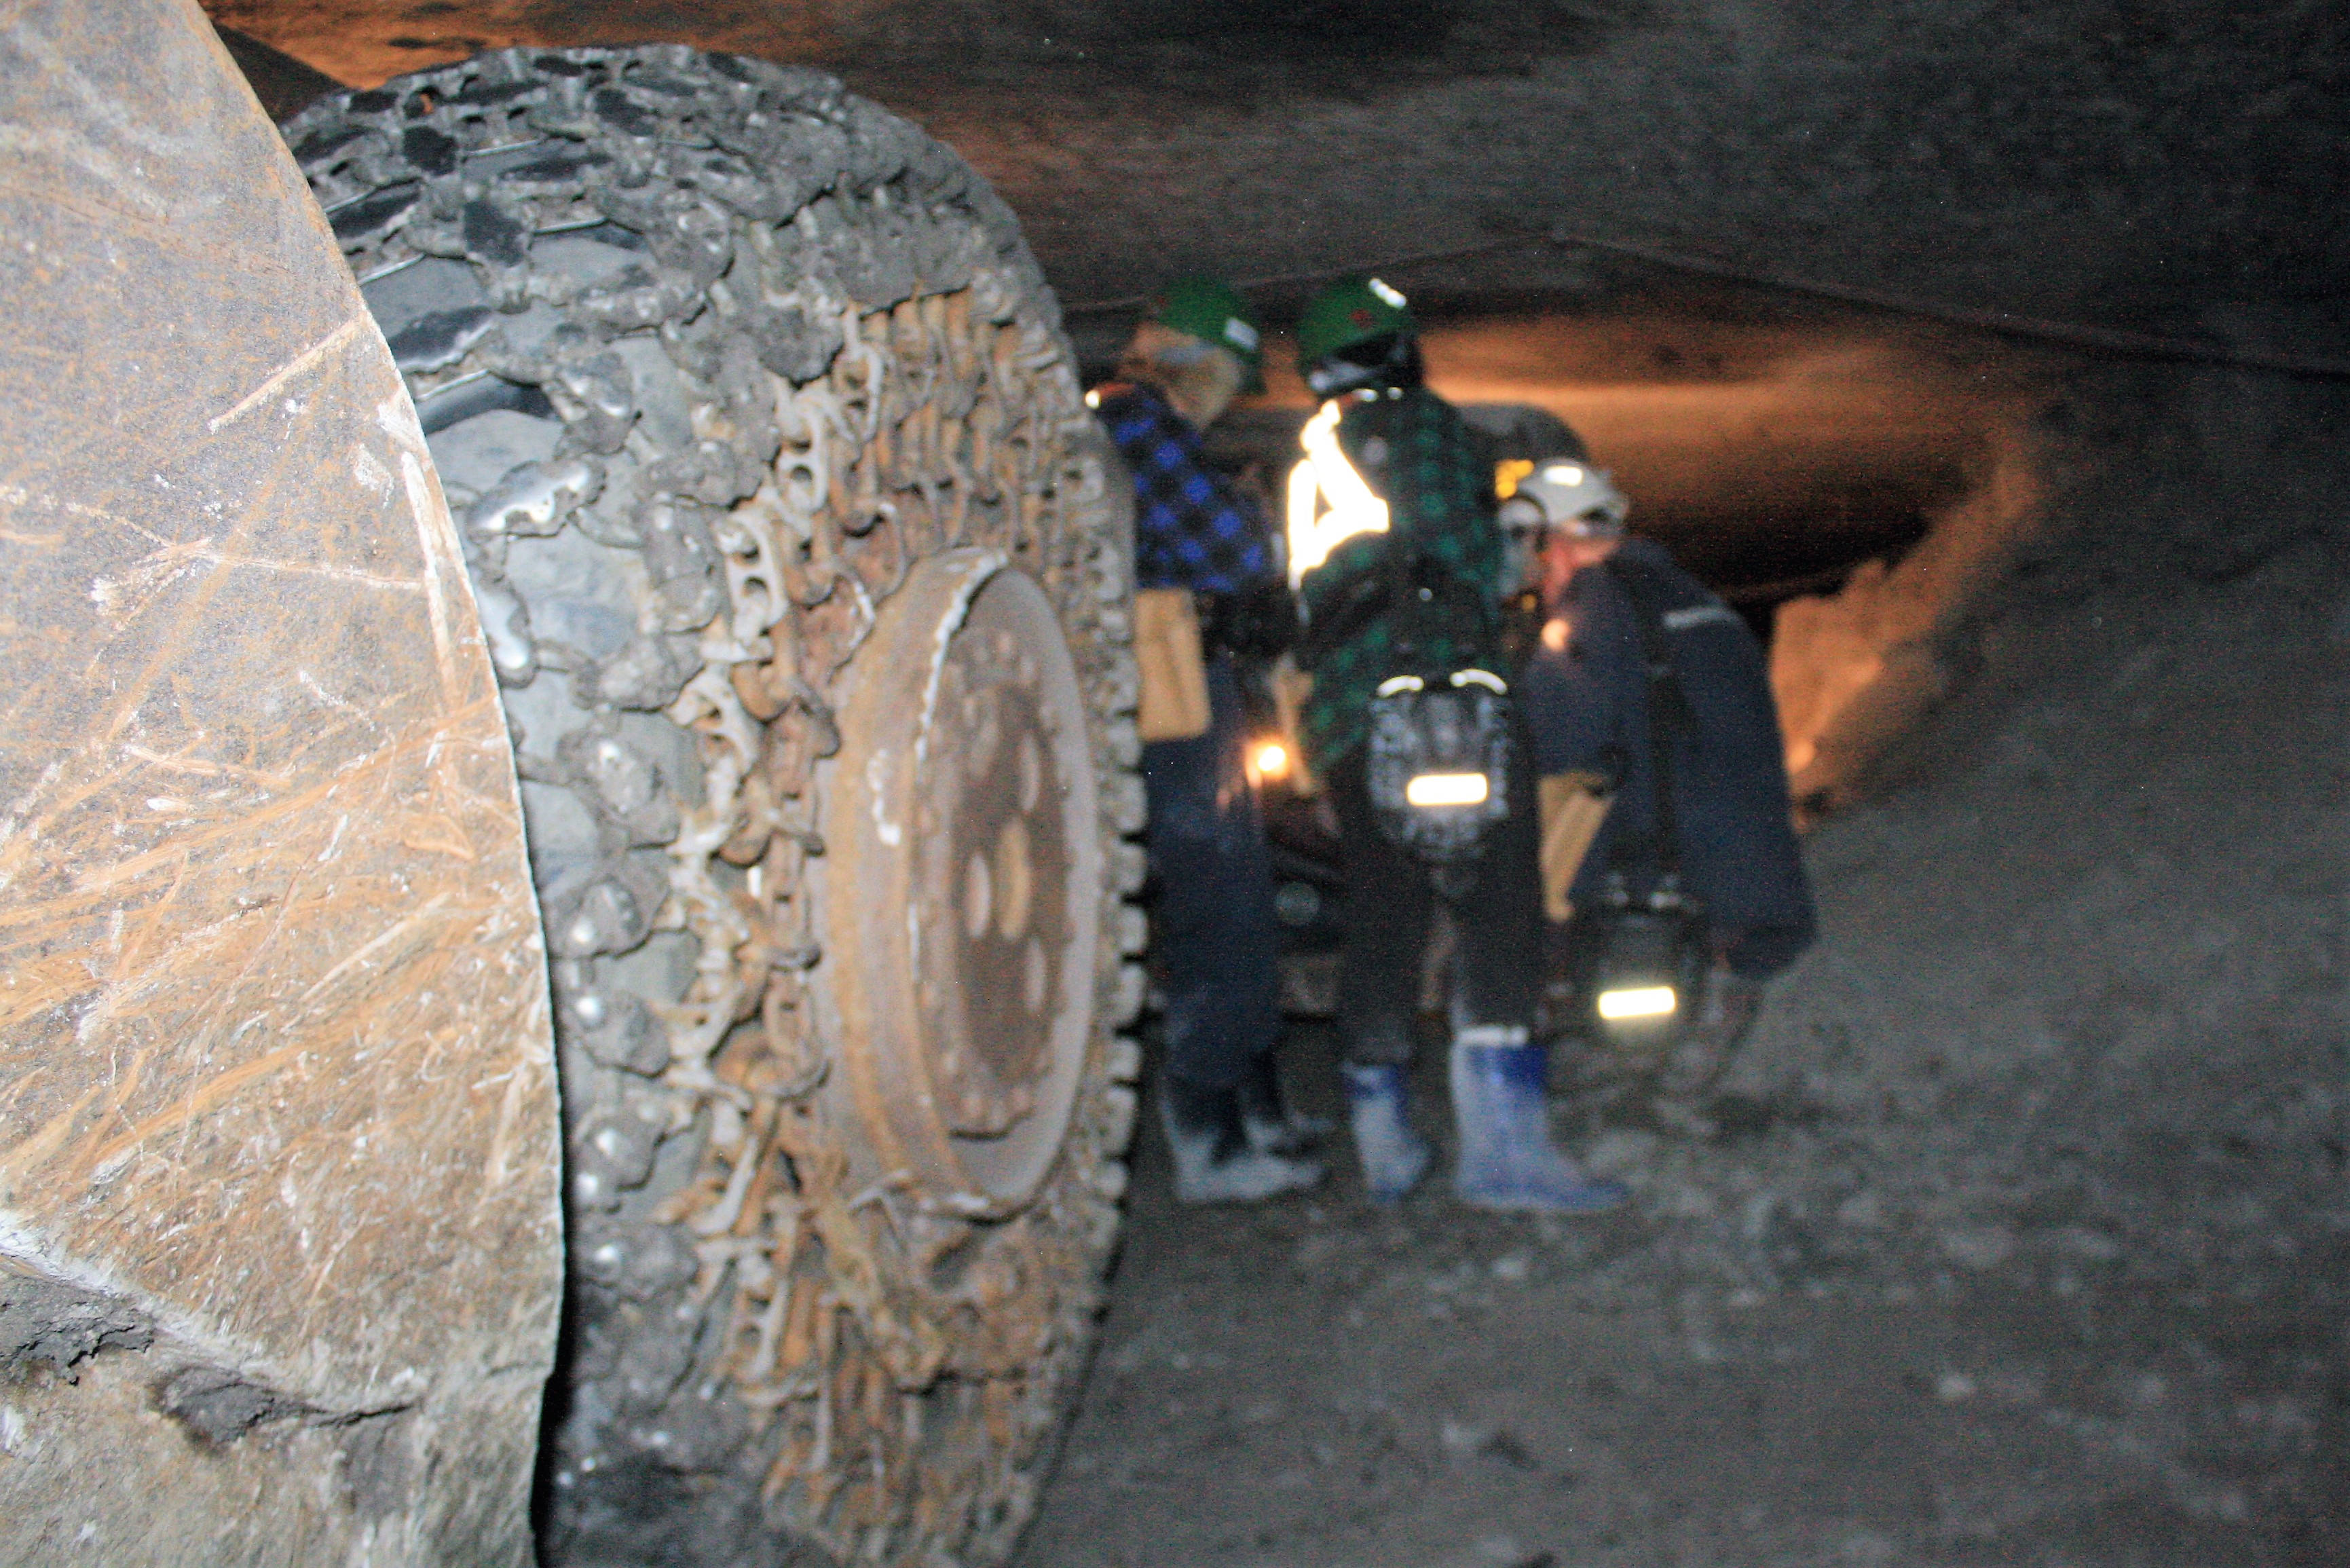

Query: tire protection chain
[290,46,1146,1565]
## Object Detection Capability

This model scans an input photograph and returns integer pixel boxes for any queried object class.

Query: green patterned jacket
[1296,386,1504,770]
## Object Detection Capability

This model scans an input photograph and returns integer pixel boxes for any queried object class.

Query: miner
[1092,278,1326,1203]
[1286,277,1626,1212]
[1504,460,1817,1131]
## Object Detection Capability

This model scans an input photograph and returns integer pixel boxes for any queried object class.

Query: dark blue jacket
[1519,537,1815,979]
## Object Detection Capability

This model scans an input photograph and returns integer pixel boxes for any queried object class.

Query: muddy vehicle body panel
[0,1,561,1559]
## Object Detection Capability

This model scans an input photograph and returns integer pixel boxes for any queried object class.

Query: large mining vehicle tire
[287,46,1144,1566]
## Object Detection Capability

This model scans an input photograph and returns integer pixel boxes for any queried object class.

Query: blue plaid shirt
[1094,383,1277,597]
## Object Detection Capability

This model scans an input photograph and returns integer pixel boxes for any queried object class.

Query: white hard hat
[1505,460,1628,537]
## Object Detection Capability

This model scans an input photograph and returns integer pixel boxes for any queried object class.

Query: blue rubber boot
[1341,1063,1433,1202]
[1449,1028,1630,1214]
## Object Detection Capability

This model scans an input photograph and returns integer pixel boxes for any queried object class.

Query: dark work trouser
[1328,722,1544,1068]
[1142,655,1283,1091]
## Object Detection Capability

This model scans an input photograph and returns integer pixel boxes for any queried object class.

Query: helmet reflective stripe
[1286,398,1390,586]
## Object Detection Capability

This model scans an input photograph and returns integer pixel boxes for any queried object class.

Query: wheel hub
[818,550,1101,1210]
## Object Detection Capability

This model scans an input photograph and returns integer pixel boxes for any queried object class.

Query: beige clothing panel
[1135,586,1212,742]
[1540,770,1615,922]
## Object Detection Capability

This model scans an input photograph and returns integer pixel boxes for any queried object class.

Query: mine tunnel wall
[1768,321,2350,815]
[1716,327,2348,1311]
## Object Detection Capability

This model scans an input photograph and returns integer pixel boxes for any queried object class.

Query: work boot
[1237,1049,1333,1158]
[1159,1074,1323,1204]
[1449,1027,1629,1214]
[1341,1062,1433,1202]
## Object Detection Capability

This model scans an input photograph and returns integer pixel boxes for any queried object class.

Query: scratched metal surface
[0,1,560,1558]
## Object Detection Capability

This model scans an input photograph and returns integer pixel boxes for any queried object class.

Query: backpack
[1364,665,1513,862]
[1358,535,1514,863]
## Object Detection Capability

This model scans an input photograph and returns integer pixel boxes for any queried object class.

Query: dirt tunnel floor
[1014,529,2349,1568]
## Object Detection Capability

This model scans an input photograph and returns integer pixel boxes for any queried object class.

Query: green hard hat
[1146,276,1265,392]
[1295,275,1417,369]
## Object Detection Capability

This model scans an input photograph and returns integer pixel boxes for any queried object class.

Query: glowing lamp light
[1596,985,1679,1021]
[1404,772,1490,808]
[1252,740,1292,781]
